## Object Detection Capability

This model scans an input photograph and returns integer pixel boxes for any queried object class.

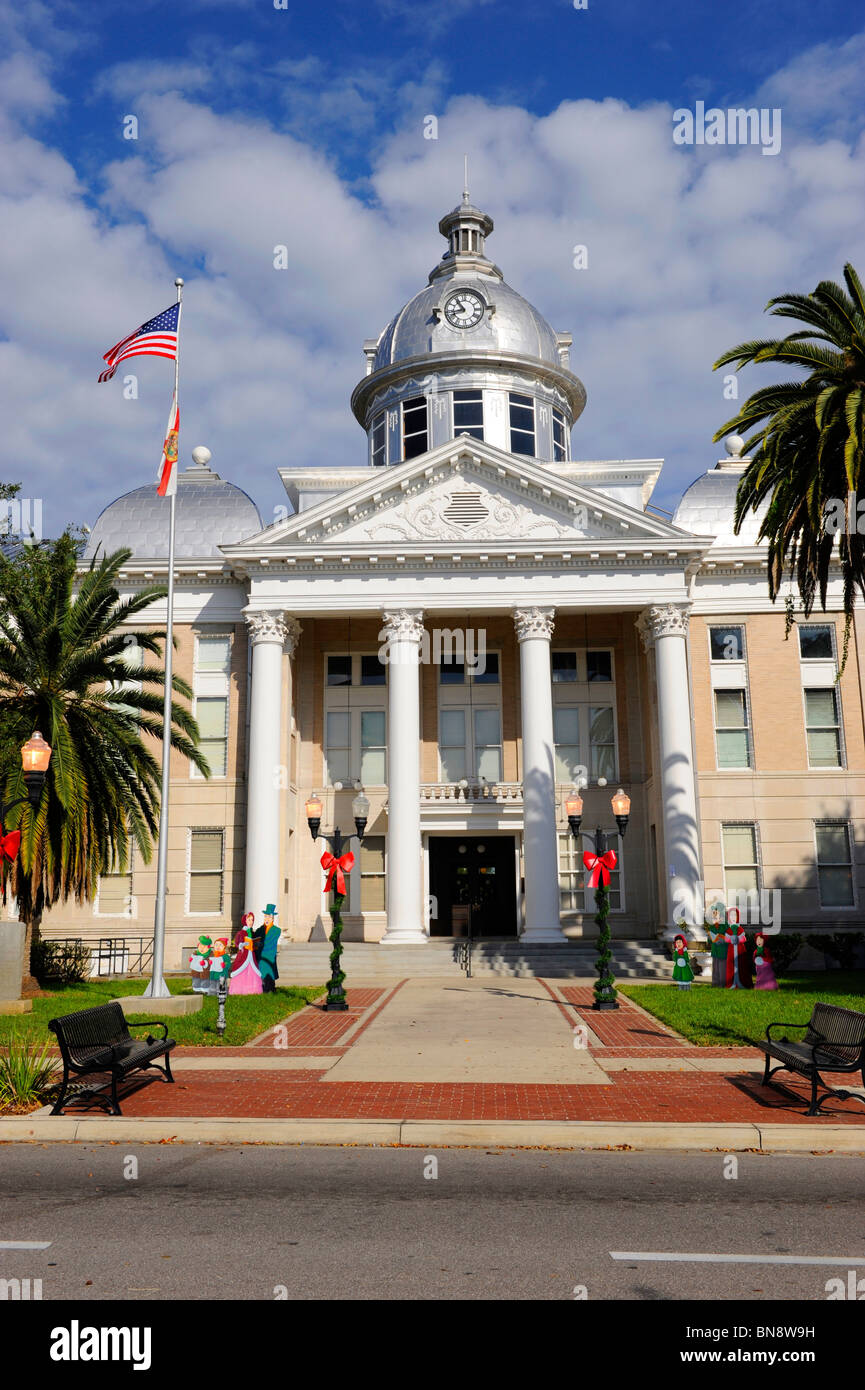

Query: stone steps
[276,939,673,982]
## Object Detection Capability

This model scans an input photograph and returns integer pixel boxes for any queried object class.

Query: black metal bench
[48,1001,176,1116]
[756,1002,865,1116]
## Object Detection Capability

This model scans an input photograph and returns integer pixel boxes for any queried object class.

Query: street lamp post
[1,732,53,853]
[565,786,630,1011]
[305,790,369,1012]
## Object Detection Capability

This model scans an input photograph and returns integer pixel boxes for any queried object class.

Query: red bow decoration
[321,850,355,896]
[1,830,21,861]
[582,849,617,888]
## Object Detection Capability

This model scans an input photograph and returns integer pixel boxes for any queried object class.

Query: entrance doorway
[428,836,518,938]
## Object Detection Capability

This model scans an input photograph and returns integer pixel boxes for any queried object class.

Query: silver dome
[673,463,766,546]
[372,275,561,372]
[84,458,262,561]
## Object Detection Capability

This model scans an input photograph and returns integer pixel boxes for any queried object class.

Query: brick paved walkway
[59,981,865,1127]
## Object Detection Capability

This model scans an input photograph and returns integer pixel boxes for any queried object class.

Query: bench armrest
[127,1020,169,1039]
[765,1020,811,1040]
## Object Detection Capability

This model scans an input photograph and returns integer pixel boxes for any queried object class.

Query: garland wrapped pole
[565,787,631,1013]
[305,791,369,1014]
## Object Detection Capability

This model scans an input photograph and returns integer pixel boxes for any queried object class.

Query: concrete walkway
[324,977,610,1084]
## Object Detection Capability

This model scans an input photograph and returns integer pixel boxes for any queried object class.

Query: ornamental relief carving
[244,609,302,651]
[513,606,556,642]
[360,487,574,542]
[380,609,425,642]
[635,604,690,650]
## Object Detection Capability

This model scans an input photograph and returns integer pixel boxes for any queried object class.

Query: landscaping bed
[619,971,865,1046]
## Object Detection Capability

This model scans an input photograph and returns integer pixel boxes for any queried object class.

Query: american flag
[98,302,179,382]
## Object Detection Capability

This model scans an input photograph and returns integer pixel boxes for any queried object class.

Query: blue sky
[1,0,864,533]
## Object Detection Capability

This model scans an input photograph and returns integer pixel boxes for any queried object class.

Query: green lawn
[619,971,865,1047]
[0,977,325,1048]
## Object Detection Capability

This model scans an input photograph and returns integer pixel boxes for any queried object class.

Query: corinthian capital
[513,606,556,643]
[380,609,425,643]
[244,608,302,653]
[636,604,690,652]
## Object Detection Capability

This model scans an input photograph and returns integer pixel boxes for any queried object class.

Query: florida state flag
[157,392,179,497]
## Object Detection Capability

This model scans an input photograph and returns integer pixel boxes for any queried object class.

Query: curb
[1,1115,863,1152]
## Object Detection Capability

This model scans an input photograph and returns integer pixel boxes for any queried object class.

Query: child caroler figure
[189,936,212,993]
[672,933,694,990]
[208,938,232,994]
[753,933,778,990]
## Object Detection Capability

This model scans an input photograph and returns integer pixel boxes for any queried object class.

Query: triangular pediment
[222,438,699,555]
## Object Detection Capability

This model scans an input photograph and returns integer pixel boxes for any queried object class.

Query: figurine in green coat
[672,934,694,990]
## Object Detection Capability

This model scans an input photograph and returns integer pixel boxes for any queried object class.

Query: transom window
[439,652,499,685]
[453,389,484,441]
[508,392,535,457]
[402,396,428,459]
[327,653,386,687]
[552,650,613,683]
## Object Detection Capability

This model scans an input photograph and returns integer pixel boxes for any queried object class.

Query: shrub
[806,931,865,971]
[0,1035,60,1112]
[32,938,93,986]
[766,932,803,975]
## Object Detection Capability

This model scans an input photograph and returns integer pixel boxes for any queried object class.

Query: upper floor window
[509,393,535,457]
[402,396,428,459]
[552,407,567,462]
[371,412,386,467]
[714,689,752,769]
[192,632,231,779]
[804,688,842,767]
[709,626,745,662]
[453,389,484,441]
[798,625,834,661]
[324,653,387,786]
[439,652,499,685]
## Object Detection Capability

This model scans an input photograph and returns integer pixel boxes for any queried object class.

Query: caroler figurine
[753,933,778,990]
[189,936,212,993]
[229,912,262,995]
[671,933,694,990]
[723,910,752,989]
[208,937,232,995]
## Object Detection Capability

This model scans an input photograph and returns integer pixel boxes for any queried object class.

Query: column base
[520,927,566,944]
[380,927,430,945]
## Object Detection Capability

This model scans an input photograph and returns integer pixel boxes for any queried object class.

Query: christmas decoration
[189,936,212,993]
[672,933,694,990]
[753,933,778,990]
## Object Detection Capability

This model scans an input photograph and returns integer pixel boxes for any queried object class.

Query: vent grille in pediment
[442,491,490,527]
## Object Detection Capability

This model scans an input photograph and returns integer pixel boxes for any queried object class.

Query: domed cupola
[351,193,586,469]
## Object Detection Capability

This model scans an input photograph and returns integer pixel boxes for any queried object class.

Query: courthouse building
[41,196,865,965]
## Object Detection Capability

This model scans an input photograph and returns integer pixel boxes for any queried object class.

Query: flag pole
[144,276,183,998]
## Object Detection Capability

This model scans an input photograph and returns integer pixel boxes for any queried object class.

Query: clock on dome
[443,290,485,329]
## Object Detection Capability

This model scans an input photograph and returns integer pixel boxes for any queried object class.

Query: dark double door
[429,835,518,938]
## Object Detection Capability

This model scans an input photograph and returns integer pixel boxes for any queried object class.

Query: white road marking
[0,1241,52,1251]
[611,1251,865,1266]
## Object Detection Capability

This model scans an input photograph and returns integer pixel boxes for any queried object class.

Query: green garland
[325,890,348,1010]
[593,882,618,1007]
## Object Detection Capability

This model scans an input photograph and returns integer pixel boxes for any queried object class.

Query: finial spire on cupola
[430,177,500,284]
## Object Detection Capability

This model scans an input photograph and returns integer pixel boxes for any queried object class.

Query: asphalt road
[0,1145,863,1301]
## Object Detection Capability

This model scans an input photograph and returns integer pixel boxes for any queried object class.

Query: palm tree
[0,535,208,987]
[713,263,865,666]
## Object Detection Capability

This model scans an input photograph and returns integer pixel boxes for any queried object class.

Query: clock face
[444,291,485,329]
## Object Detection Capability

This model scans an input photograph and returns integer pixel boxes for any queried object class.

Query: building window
[97,844,134,917]
[361,654,386,686]
[402,396,428,459]
[721,823,760,910]
[508,392,535,456]
[804,688,842,767]
[552,650,577,683]
[438,707,502,782]
[323,655,388,786]
[188,829,224,914]
[453,389,484,441]
[714,689,751,769]
[439,709,467,781]
[798,624,834,661]
[325,711,351,784]
[360,835,386,911]
[815,822,855,908]
[192,633,231,780]
[327,654,352,686]
[589,707,616,781]
[552,407,567,461]
[558,832,623,912]
[709,626,745,662]
[371,412,387,467]
[554,707,581,783]
[587,650,612,682]
[360,711,386,784]
[474,708,503,782]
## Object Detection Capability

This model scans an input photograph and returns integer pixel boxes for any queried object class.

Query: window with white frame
[96,842,134,917]
[437,652,502,782]
[798,624,835,661]
[360,835,386,912]
[551,649,617,784]
[714,689,752,769]
[721,823,760,905]
[402,396,428,459]
[188,829,225,914]
[709,625,745,663]
[508,392,535,456]
[324,654,387,786]
[371,412,387,467]
[192,632,231,779]
[815,822,855,907]
[558,832,624,912]
[453,389,484,441]
[804,688,843,767]
[552,407,568,461]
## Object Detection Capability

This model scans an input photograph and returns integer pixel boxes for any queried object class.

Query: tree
[713,263,865,667]
[0,536,208,988]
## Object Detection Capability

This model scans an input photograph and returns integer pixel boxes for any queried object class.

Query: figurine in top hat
[257,905,280,993]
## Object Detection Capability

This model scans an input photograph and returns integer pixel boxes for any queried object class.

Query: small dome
[673,464,766,546]
[373,277,561,372]
[84,455,262,561]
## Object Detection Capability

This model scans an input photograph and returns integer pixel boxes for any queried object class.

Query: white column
[514,606,564,943]
[243,610,300,918]
[380,609,427,944]
[637,605,702,935]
